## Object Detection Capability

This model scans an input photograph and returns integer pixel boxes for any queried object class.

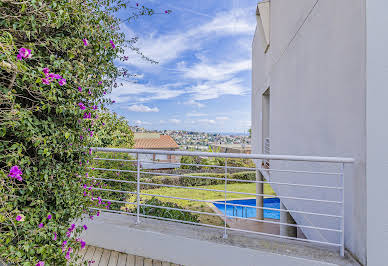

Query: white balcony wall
[252,0,366,263]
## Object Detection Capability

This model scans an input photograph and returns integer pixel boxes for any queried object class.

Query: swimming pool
[213,198,280,220]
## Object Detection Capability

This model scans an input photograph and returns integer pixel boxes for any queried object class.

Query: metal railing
[263,137,271,168]
[87,147,354,256]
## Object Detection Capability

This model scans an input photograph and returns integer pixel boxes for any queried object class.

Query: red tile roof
[134,135,179,149]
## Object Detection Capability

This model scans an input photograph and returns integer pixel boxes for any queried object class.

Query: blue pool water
[213,198,280,220]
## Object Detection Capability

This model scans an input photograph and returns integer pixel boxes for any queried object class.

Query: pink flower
[58,78,66,86]
[88,89,92,95]
[47,214,52,220]
[92,105,97,110]
[16,214,25,221]
[43,68,50,75]
[65,247,72,260]
[38,223,44,228]
[78,102,86,110]
[41,78,50,85]
[98,81,102,85]
[81,240,86,249]
[53,232,57,241]
[109,40,116,49]
[18,47,32,60]
[83,225,88,230]
[52,74,62,79]
[89,148,92,155]
[97,211,100,217]
[83,38,89,46]
[83,112,91,119]
[78,87,82,92]
[165,10,168,13]
[9,165,23,181]
[36,261,45,266]
[69,224,76,231]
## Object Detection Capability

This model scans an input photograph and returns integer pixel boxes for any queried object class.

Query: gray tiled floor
[73,246,181,266]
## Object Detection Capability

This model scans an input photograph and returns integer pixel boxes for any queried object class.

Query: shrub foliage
[0,0,155,264]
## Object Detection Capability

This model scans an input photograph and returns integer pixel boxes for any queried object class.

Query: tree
[0,1,162,264]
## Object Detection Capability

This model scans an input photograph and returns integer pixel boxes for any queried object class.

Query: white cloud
[168,119,181,124]
[179,59,251,81]
[187,112,207,117]
[128,104,159,112]
[133,120,151,125]
[184,99,205,108]
[216,116,229,121]
[110,80,184,103]
[197,119,216,124]
[122,8,255,68]
[187,78,247,101]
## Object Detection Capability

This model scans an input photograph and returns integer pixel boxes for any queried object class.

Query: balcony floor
[74,246,181,266]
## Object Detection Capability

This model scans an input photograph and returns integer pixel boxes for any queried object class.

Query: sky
[109,0,257,133]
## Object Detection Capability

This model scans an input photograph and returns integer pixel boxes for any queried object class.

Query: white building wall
[252,0,366,264]
[366,0,388,265]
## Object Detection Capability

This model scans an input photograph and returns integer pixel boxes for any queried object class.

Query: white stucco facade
[251,1,388,264]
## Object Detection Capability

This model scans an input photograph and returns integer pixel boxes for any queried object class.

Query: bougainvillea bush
[0,0,159,264]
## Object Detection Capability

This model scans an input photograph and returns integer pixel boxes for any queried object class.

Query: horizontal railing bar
[93,158,137,163]
[137,203,341,232]
[226,226,341,247]
[91,148,355,163]
[93,190,341,218]
[90,208,341,247]
[88,172,343,191]
[87,176,137,184]
[88,167,137,173]
[139,203,221,217]
[87,181,342,217]
[91,159,342,176]
[138,182,342,204]
[90,159,342,176]
[138,171,343,190]
[135,160,342,176]
[91,187,137,194]
[93,198,136,206]
[221,201,342,218]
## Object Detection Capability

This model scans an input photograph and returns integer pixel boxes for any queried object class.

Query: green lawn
[125,183,276,226]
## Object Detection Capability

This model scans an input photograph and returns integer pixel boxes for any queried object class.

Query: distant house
[210,144,251,154]
[134,133,179,169]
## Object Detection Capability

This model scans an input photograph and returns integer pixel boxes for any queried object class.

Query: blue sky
[110,0,257,133]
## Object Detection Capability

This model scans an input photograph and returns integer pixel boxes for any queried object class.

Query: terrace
[79,148,359,266]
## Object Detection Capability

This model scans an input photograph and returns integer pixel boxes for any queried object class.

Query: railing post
[340,163,345,257]
[223,158,228,239]
[136,153,140,225]
[256,166,264,221]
